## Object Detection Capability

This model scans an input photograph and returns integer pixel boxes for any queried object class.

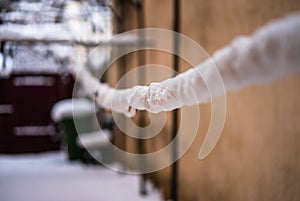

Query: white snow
[51,98,97,122]
[0,152,162,201]
[77,129,112,149]
[0,23,71,41]
[129,13,300,113]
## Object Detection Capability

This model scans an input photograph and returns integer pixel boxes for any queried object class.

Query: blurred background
[0,0,300,201]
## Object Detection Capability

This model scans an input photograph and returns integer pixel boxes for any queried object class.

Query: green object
[51,98,97,161]
[62,118,82,161]
[61,114,95,161]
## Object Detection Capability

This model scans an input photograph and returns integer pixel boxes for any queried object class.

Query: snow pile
[51,98,97,122]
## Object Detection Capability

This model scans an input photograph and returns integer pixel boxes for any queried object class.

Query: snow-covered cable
[70,59,143,117]
[129,13,300,113]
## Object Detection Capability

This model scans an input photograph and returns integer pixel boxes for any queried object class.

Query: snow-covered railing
[0,24,152,46]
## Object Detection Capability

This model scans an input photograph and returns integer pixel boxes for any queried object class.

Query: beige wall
[112,0,300,200]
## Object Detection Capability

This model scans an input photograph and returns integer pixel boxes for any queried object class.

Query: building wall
[113,0,300,200]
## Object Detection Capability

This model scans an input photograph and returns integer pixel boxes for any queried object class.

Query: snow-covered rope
[74,13,300,117]
[69,46,143,117]
[129,13,300,114]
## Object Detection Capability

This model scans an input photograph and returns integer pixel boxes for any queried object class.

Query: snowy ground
[0,152,162,201]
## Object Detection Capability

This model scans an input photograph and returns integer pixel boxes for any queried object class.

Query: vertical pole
[115,0,128,171]
[171,0,180,201]
[136,0,148,196]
